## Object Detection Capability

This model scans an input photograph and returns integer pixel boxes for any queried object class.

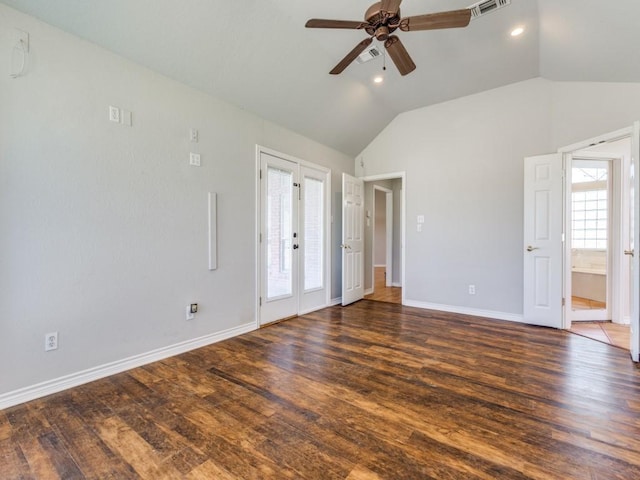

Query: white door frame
[361,172,406,305]
[255,145,331,327]
[372,185,393,289]
[558,123,640,362]
[559,128,632,330]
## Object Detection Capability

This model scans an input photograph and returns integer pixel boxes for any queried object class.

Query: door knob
[526,246,539,252]
[624,249,635,257]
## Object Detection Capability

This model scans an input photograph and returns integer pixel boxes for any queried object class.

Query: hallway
[365,266,401,304]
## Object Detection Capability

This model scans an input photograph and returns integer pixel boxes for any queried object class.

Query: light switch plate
[189,153,201,166]
[109,106,120,123]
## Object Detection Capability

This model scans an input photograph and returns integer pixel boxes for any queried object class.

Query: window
[571,166,608,249]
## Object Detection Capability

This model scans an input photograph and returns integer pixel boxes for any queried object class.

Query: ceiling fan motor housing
[365,2,400,39]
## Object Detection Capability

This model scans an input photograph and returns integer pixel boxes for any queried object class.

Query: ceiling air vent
[356,45,382,64]
[468,0,511,20]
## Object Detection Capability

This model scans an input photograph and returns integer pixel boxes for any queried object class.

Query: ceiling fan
[305,0,472,76]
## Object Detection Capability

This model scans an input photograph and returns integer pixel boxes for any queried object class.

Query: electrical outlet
[186,305,195,321]
[45,332,58,351]
[109,105,120,123]
[190,128,199,142]
[468,284,476,295]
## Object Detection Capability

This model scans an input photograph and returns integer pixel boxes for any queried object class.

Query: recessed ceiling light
[373,76,384,84]
[511,26,524,37]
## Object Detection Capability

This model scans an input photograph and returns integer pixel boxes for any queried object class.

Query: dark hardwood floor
[2,300,640,479]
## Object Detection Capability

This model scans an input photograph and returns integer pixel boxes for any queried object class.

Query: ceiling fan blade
[306,19,366,29]
[384,35,416,76]
[399,9,472,32]
[380,0,403,16]
[330,37,373,75]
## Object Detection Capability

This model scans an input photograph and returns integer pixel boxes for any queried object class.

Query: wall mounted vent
[356,45,382,64]
[468,0,511,20]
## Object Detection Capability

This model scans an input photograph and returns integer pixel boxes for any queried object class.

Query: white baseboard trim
[0,322,256,410]
[392,282,402,288]
[374,264,386,268]
[299,304,332,316]
[365,288,374,295]
[330,297,342,306]
[403,300,524,324]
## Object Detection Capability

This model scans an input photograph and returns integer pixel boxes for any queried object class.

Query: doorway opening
[523,122,639,360]
[570,159,611,321]
[362,177,403,304]
[562,138,633,350]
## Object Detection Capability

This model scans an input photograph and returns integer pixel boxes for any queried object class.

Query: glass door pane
[267,167,293,299]
[304,176,324,291]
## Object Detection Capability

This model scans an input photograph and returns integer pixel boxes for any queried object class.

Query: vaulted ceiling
[3,0,640,156]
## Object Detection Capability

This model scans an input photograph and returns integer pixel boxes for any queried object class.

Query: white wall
[357,78,640,319]
[0,5,353,400]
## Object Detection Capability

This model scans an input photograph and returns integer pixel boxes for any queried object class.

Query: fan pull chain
[382,45,387,71]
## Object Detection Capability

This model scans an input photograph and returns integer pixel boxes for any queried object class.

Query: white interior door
[260,153,298,325]
[342,173,364,305]
[629,122,640,361]
[523,154,564,328]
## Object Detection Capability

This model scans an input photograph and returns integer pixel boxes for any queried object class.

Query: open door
[630,122,640,361]
[523,154,564,328]
[342,173,364,305]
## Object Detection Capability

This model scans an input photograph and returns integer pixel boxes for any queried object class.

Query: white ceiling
[3,0,640,156]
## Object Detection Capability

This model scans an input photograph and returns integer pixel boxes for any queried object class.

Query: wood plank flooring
[572,296,606,310]
[364,267,401,304]
[2,300,640,479]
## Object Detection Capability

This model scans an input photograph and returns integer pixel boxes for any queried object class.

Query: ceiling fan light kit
[305,0,475,77]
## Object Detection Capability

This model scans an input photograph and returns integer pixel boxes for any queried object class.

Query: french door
[258,149,330,325]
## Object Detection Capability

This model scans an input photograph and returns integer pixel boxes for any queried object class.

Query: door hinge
[259,233,262,243]
[259,169,262,179]
[259,296,262,306]
[562,297,565,306]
